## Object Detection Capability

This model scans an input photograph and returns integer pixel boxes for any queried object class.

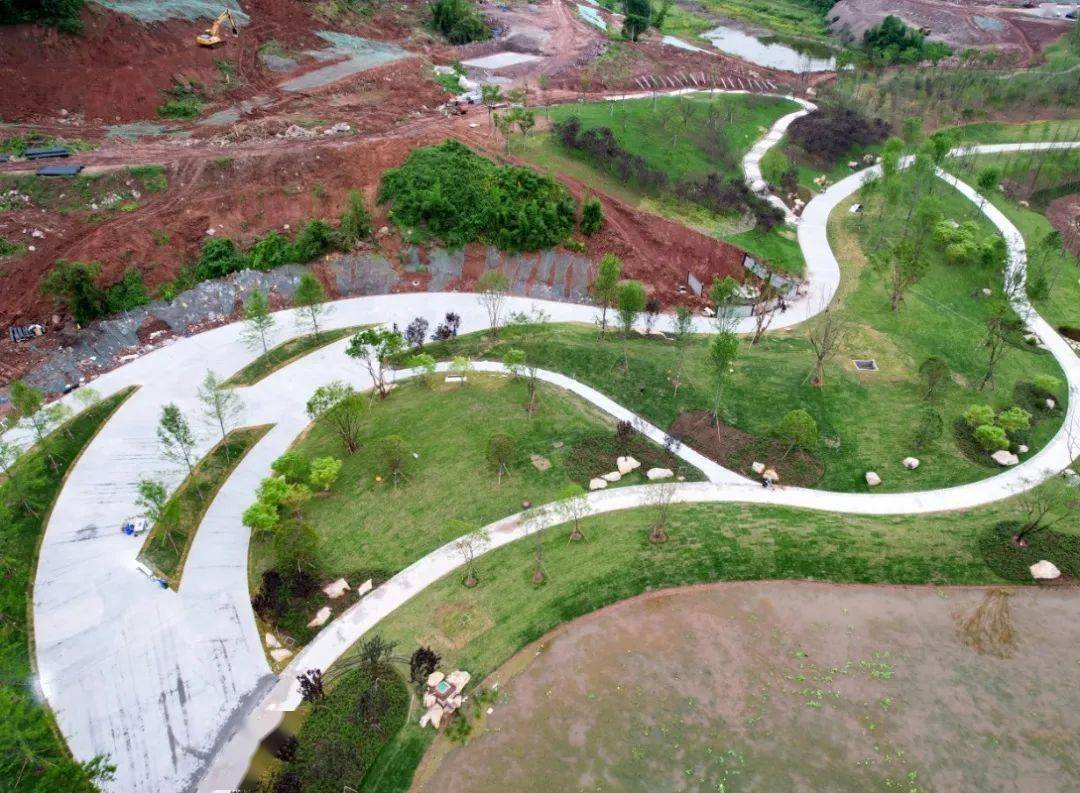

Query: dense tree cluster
[428,0,490,44]
[861,15,951,66]
[787,102,892,162]
[378,139,576,253]
[0,0,84,33]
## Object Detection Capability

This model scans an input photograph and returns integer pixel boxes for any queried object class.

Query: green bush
[973,423,1009,452]
[40,259,105,325]
[996,406,1031,435]
[338,189,372,245]
[1032,375,1061,397]
[294,219,337,260]
[194,238,251,281]
[105,267,150,314]
[912,405,943,449]
[962,404,995,429]
[156,84,204,120]
[249,230,295,271]
[580,196,604,236]
[378,139,575,253]
[271,452,311,484]
[429,0,490,44]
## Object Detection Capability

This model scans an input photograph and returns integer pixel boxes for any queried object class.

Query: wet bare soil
[419,581,1080,792]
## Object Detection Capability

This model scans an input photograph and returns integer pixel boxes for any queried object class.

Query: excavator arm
[196,9,239,48]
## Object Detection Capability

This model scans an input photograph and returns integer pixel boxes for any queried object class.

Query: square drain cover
[853,359,878,371]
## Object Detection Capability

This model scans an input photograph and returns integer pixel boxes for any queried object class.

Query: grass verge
[224,326,365,387]
[140,424,271,587]
[0,387,135,792]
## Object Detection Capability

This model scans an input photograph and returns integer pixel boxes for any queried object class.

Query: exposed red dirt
[1046,193,1080,259]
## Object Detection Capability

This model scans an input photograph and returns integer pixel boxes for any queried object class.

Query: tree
[405,352,437,388]
[40,259,106,325]
[978,309,1010,391]
[309,456,342,493]
[1013,477,1080,544]
[293,272,332,340]
[553,482,590,542]
[451,355,473,384]
[242,499,280,536]
[158,403,197,477]
[622,0,651,41]
[645,481,676,544]
[775,408,818,458]
[409,646,442,686]
[806,307,848,387]
[974,424,1009,452]
[452,525,489,587]
[707,332,739,431]
[708,275,740,332]
[502,348,526,379]
[376,435,410,487]
[976,166,1000,208]
[136,478,176,534]
[580,196,603,236]
[338,189,372,245]
[590,253,621,335]
[346,326,405,398]
[481,84,503,129]
[669,305,695,398]
[912,406,943,449]
[486,432,516,484]
[653,0,673,28]
[432,311,461,341]
[405,317,429,350]
[0,438,35,515]
[872,239,927,311]
[306,382,365,454]
[241,289,276,355]
[616,280,646,337]
[918,356,950,401]
[197,370,244,448]
[297,668,325,703]
[273,519,319,574]
[281,482,313,519]
[997,406,1031,435]
[272,451,310,484]
[10,380,53,468]
[476,270,511,336]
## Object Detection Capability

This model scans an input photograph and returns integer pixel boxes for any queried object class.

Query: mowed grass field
[254,374,698,582]
[520,93,807,274]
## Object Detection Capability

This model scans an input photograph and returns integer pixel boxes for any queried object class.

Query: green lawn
[354,478,1079,792]
[694,0,832,46]
[521,93,807,274]
[224,326,365,387]
[140,425,270,586]
[251,373,699,637]
[0,387,135,792]
[949,119,1080,145]
[419,175,1065,492]
[942,150,1080,331]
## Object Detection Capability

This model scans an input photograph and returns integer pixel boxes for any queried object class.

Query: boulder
[902,457,919,470]
[356,578,373,598]
[265,632,282,650]
[991,449,1019,466]
[589,477,608,491]
[322,577,350,599]
[751,461,766,475]
[1046,398,1056,410]
[601,470,622,482]
[762,468,779,483]
[270,648,293,663]
[865,471,882,487]
[617,456,641,474]
[1029,560,1061,580]
[1018,444,1029,454]
[307,606,332,628]
[646,467,674,480]
[981,287,993,297]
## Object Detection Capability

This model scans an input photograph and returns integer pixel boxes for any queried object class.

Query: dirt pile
[1046,193,1080,258]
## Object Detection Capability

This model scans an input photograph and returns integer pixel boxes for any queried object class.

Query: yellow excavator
[195,9,239,48]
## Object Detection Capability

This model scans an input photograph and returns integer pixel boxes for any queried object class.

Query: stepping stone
[356,578,373,598]
[530,454,552,472]
[589,477,608,491]
[322,577,350,599]
[991,449,1019,466]
[751,461,765,475]
[307,606,332,628]
[270,648,293,663]
[602,470,622,482]
[617,456,640,474]
[265,632,282,649]
[646,467,673,480]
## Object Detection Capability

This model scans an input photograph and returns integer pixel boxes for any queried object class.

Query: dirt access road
[419,580,1080,792]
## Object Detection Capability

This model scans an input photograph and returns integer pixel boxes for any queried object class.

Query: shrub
[973,424,1009,452]
[272,452,311,484]
[378,140,575,253]
[309,456,342,492]
[775,408,819,455]
[918,356,950,401]
[621,0,650,41]
[962,404,995,429]
[294,219,337,260]
[429,0,490,44]
[250,230,296,271]
[862,15,951,65]
[580,196,604,236]
[912,406,943,450]
[194,238,250,281]
[338,189,372,245]
[40,259,106,325]
[786,101,891,162]
[996,406,1031,435]
[1033,375,1060,396]
[104,267,150,314]
[156,83,204,120]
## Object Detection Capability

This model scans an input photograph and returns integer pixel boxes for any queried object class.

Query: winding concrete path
[3,96,1077,792]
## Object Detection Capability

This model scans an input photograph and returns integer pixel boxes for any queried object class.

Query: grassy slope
[0,388,135,792]
[256,374,700,582]
[420,176,1064,492]
[139,424,271,586]
[359,484,1079,792]
[949,119,1080,145]
[223,326,363,387]
[943,150,1080,331]
[520,93,807,274]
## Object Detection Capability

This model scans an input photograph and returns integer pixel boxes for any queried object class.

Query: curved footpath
[1,105,1076,791]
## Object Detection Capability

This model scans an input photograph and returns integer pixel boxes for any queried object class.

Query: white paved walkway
[2,99,1076,791]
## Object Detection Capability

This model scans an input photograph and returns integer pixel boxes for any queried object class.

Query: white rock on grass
[1029,560,1061,580]
[865,471,882,487]
[1018,444,1029,454]
[991,449,1019,466]
[601,470,622,482]
[270,648,293,663]
[902,457,920,470]
[322,577,350,599]
[589,478,608,491]
[356,578,373,598]
[307,606,332,628]
[265,632,282,650]
[763,468,779,483]
[646,467,674,480]
[617,456,641,474]
[751,461,766,475]
[1046,398,1056,410]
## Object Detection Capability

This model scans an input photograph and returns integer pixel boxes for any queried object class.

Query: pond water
[702,24,835,73]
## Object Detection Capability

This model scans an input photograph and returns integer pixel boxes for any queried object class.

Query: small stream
[702,24,836,73]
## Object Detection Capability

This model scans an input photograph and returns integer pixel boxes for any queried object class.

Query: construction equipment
[196,9,239,48]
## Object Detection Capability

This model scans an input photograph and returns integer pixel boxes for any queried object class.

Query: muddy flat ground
[420,581,1080,792]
